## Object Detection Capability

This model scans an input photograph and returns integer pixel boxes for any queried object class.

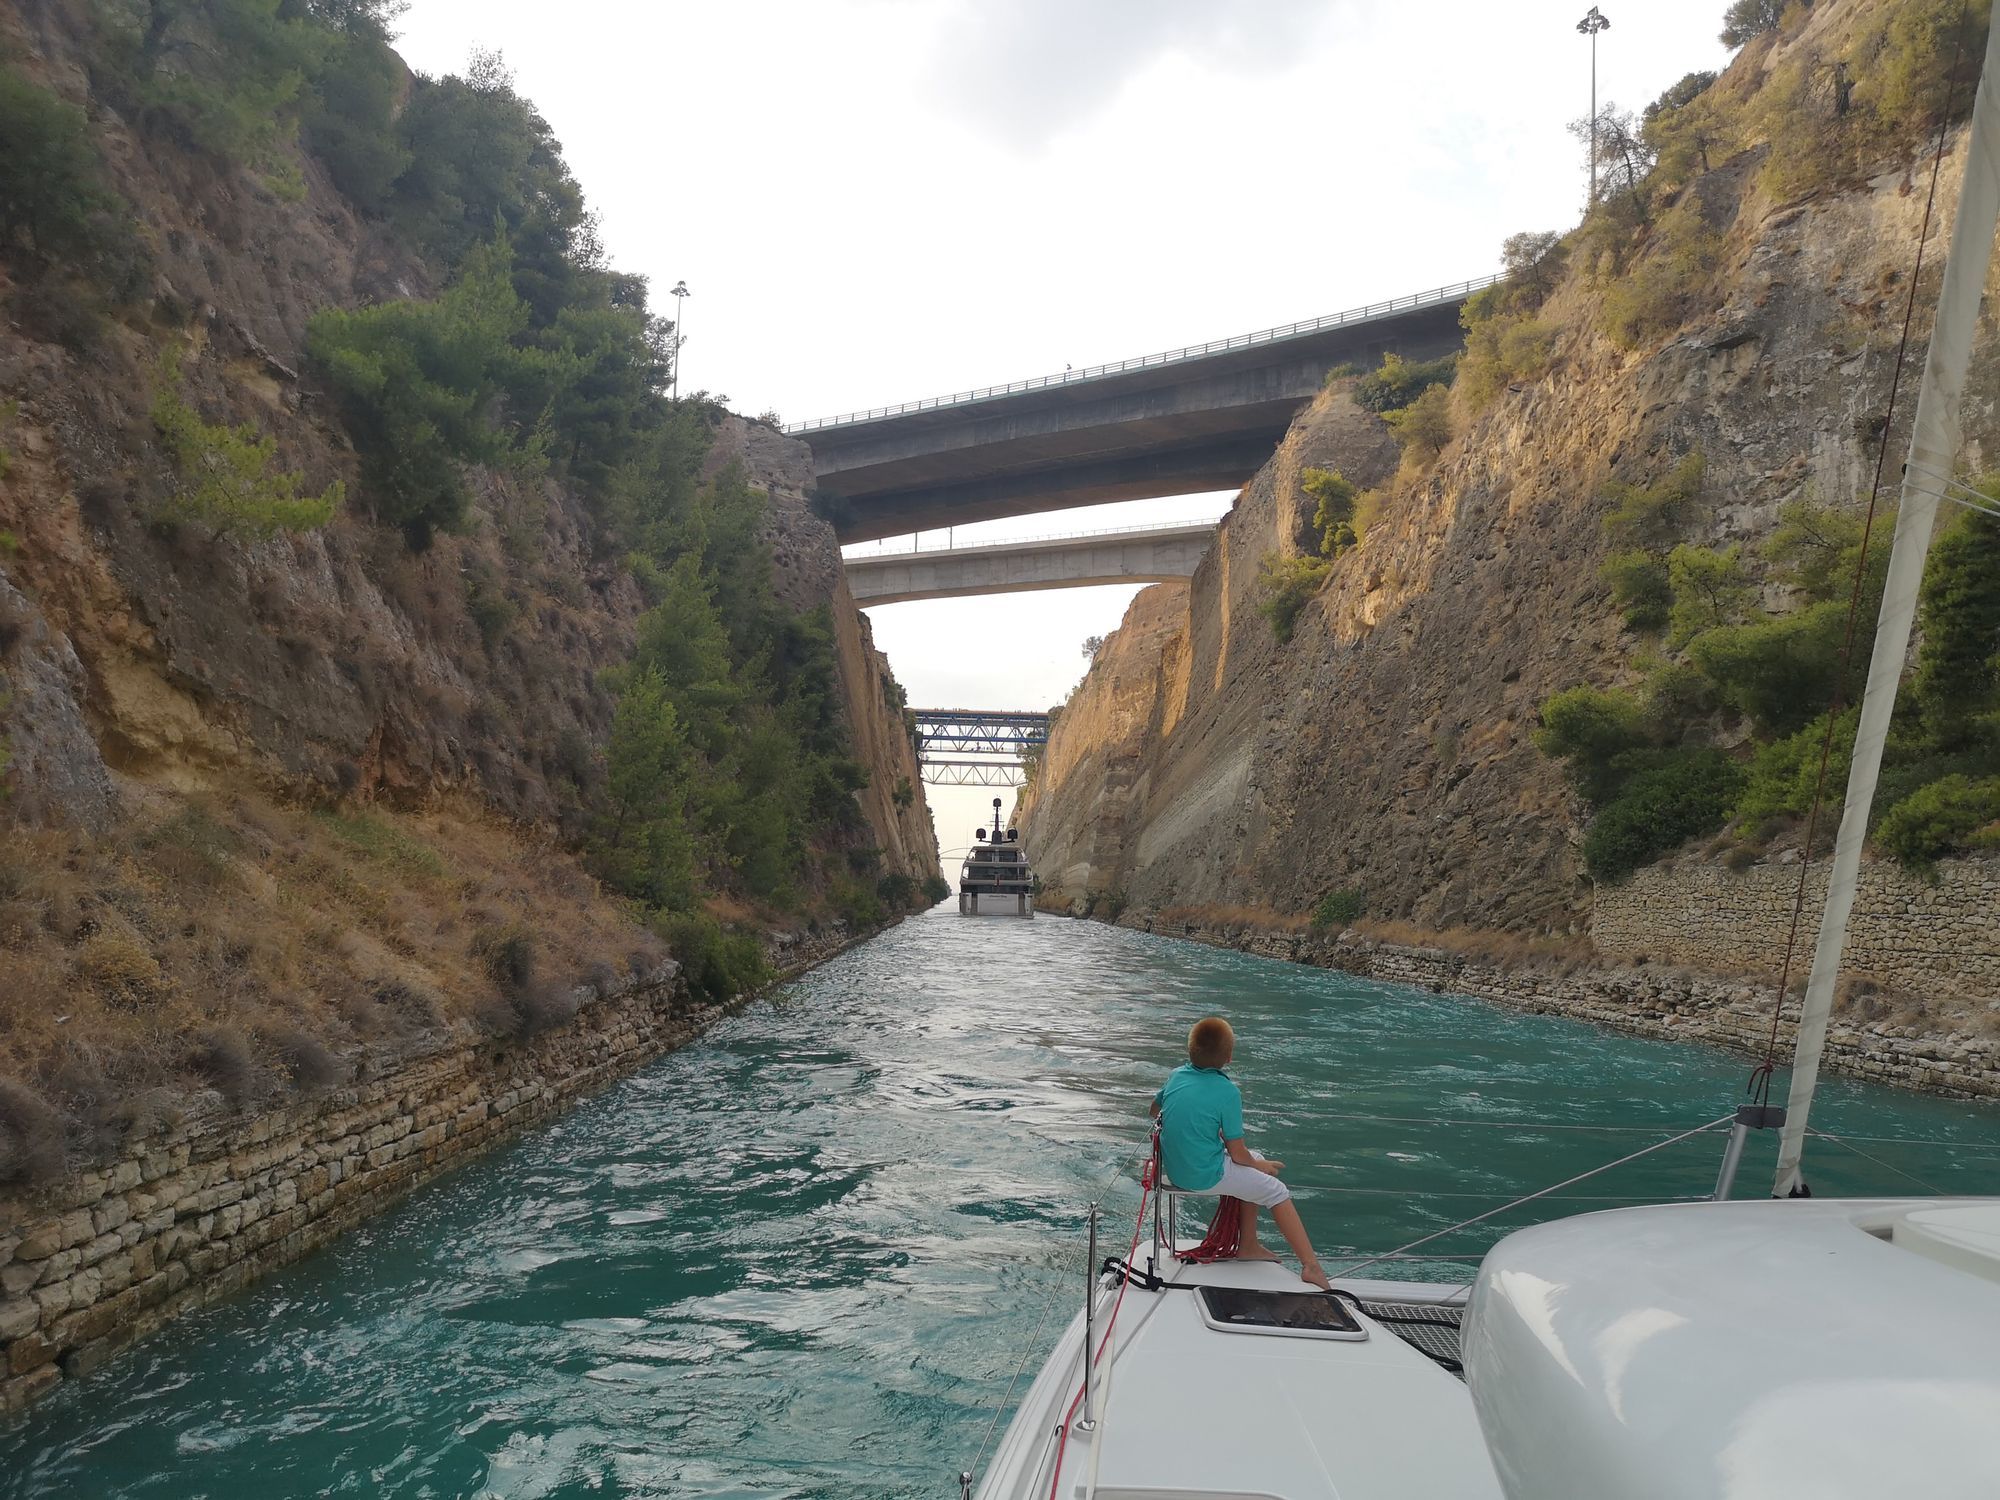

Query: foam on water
[6,909,2000,1497]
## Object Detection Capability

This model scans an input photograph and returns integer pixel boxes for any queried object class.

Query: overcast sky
[391,0,1732,853]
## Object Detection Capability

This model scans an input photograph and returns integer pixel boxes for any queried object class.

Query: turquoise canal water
[8,910,2000,1497]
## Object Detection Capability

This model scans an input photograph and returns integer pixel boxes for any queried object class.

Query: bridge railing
[841,518,1218,560]
[785,273,1501,435]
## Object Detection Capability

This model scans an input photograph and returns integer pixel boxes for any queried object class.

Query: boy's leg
[1269,1201,1331,1289]
[1236,1199,1278,1260]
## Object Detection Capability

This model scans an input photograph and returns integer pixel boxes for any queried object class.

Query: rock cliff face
[1020,21,2000,938]
[0,2,933,868]
[0,0,935,1170]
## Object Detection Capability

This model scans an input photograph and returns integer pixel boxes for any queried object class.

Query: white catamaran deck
[977,1246,1500,1500]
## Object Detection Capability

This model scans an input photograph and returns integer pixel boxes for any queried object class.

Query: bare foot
[1300,1262,1333,1291]
[1236,1244,1280,1262]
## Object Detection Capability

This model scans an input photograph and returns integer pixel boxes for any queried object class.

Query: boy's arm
[1224,1137,1285,1173]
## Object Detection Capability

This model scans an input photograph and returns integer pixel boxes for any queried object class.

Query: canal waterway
[8,909,2000,1497]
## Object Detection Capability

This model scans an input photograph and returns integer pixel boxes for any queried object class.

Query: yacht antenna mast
[1772,16,2000,1197]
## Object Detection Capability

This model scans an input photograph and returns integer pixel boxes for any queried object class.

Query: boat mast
[1772,16,2000,1197]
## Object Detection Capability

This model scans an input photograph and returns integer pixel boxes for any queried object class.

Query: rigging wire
[1299,1107,2000,1153]
[1277,1182,1714,1202]
[1297,1108,1744,1134]
[1808,1128,1956,1196]
[1328,1114,1734,1279]
[1902,460,2000,519]
[1750,11,1977,1116]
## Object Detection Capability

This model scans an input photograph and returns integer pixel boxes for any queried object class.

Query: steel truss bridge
[911,708,1049,787]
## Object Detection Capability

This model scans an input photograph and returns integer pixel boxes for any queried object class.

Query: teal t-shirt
[1153,1063,1243,1190]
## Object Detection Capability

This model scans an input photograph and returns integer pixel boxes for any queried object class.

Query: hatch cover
[1195,1286,1368,1341]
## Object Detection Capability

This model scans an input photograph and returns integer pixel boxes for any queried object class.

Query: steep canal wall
[1097,910,2000,1103]
[0,924,868,1413]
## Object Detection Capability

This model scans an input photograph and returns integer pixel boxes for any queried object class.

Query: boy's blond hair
[1188,1016,1234,1069]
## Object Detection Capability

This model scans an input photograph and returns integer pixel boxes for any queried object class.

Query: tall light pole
[1577,7,1610,211]
[669,280,690,400]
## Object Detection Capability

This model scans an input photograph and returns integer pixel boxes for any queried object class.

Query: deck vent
[1195,1286,1368,1341]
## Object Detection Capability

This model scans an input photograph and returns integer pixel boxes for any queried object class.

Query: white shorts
[1185,1153,1291,1207]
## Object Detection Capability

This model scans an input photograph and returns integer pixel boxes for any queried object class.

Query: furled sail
[1773,16,2000,1196]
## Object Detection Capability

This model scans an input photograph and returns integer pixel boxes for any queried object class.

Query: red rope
[1045,1178,1151,1500]
[1178,1195,1246,1263]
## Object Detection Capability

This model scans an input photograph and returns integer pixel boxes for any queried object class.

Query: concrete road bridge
[911,708,1048,787]
[844,520,1213,606]
[791,275,1492,543]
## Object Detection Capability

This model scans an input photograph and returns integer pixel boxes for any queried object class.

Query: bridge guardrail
[785,274,1500,435]
[840,518,1218,560]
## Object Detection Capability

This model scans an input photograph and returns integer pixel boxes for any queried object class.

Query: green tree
[1601,549,1672,632]
[1875,775,2000,872]
[301,18,409,206]
[0,66,118,257]
[1534,685,1651,802]
[1912,503,2000,748]
[1354,352,1457,414]
[150,354,342,538]
[104,0,323,165]
[1666,544,1753,645]
[1501,230,1568,305]
[305,238,536,546]
[1302,467,1359,555]
[1583,750,1746,881]
[1257,554,1330,644]
[1382,384,1454,459]
[1719,0,1784,50]
[1688,602,1853,737]
[1763,496,1874,601]
[594,667,697,907]
[1602,453,1707,546]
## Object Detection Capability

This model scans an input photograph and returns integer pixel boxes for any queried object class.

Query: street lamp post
[1577,7,1611,211]
[669,280,690,400]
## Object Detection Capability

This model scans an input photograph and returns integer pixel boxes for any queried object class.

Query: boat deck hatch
[1196,1286,1368,1341]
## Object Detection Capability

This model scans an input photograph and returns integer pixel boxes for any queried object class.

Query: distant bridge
[844,521,1213,605]
[911,708,1049,787]
[794,275,1492,542]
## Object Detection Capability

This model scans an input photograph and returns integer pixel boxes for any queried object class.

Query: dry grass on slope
[0,791,666,1185]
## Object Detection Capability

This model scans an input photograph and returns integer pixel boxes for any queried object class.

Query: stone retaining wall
[1592,856,2000,1001]
[0,924,869,1412]
[1107,913,2000,1102]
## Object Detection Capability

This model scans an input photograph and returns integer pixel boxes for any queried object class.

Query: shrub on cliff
[151,354,343,539]
[1535,685,1652,803]
[1311,887,1366,929]
[1382,385,1455,461]
[876,872,919,909]
[1353,353,1457,414]
[306,240,536,546]
[592,666,698,909]
[0,1079,65,1186]
[0,63,120,260]
[1458,311,1555,410]
[1600,550,1672,632]
[657,913,767,1004]
[1600,197,1722,350]
[1875,776,2000,874]
[1719,0,1784,49]
[1302,467,1359,556]
[1256,554,1330,644]
[1911,503,2000,749]
[1601,453,1708,546]
[1583,749,1745,882]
